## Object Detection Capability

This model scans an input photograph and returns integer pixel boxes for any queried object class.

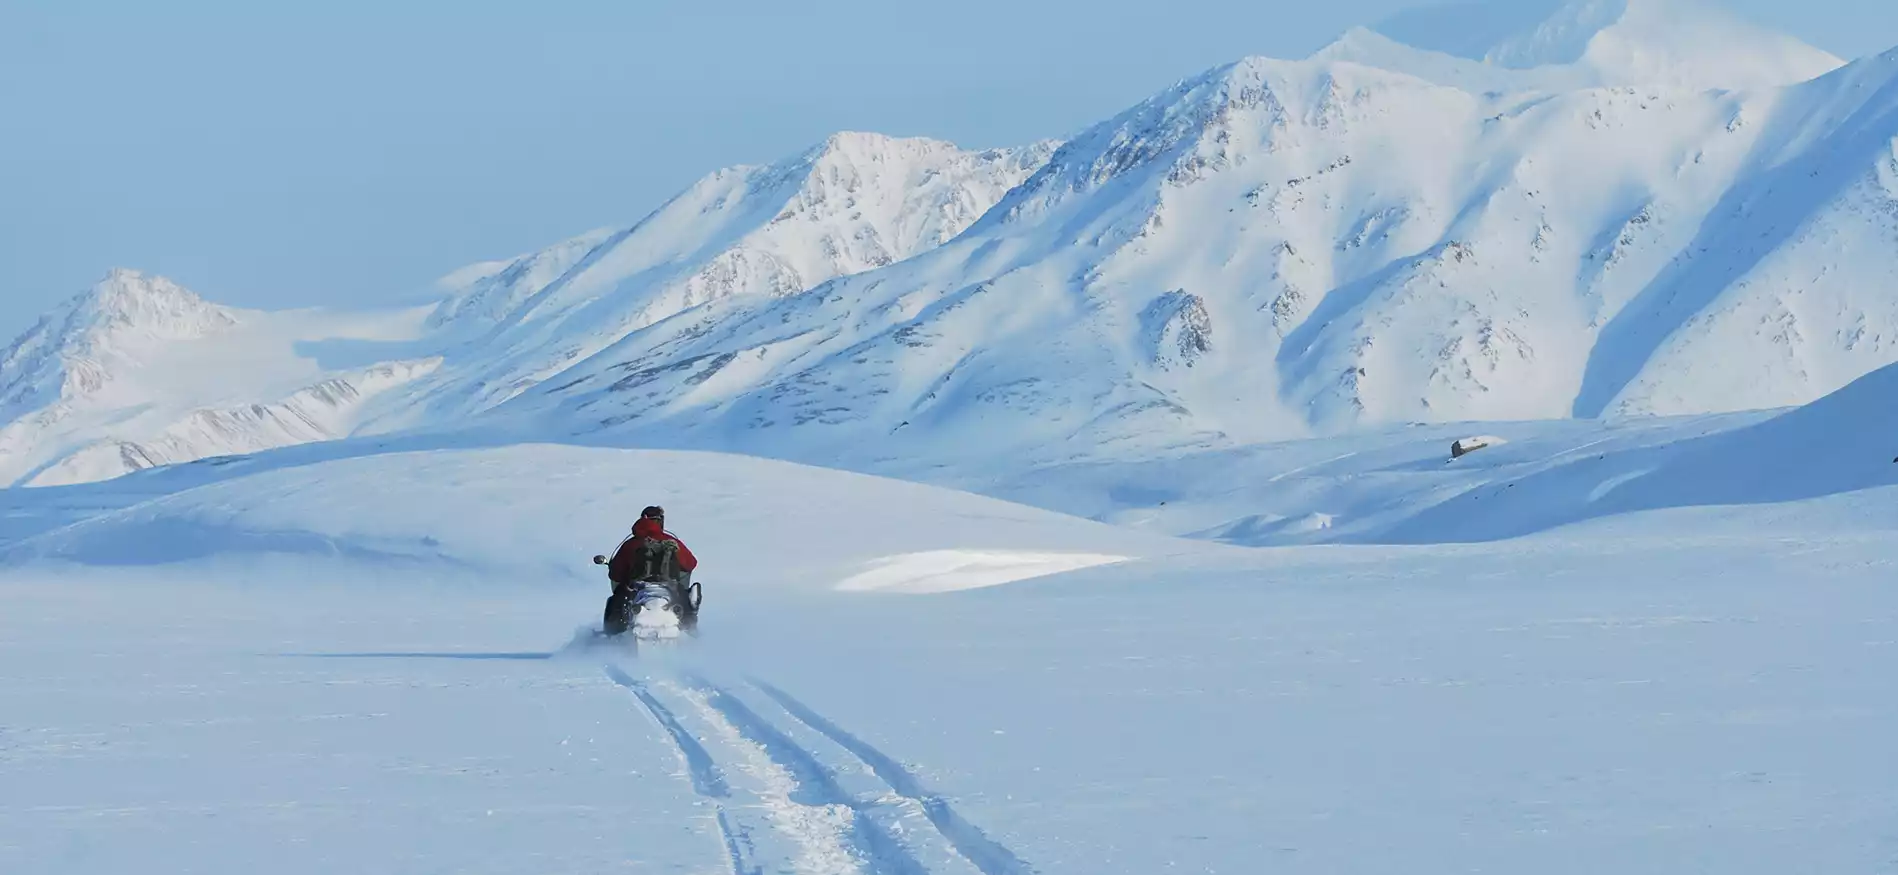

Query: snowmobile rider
[603,504,702,626]
[609,506,697,580]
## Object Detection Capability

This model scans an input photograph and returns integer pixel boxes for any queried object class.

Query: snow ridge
[393,132,1055,422]
[0,271,439,486]
[14,357,442,488]
[502,40,1898,470]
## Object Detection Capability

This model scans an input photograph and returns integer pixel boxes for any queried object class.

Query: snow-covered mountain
[0,135,1051,483]
[7,0,1898,485]
[368,132,1056,429]
[1336,0,1843,91]
[1,269,238,415]
[505,36,1898,468]
[0,270,440,487]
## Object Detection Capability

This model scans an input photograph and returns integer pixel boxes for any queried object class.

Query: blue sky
[5,0,1898,339]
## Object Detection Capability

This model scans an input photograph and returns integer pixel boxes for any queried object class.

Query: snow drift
[1384,358,1898,541]
[0,444,1197,586]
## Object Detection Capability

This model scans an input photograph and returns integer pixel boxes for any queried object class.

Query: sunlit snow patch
[835,549,1129,594]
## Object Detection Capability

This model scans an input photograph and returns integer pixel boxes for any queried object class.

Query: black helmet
[640,505,665,521]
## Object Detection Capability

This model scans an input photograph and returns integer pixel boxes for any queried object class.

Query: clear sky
[5,0,1898,339]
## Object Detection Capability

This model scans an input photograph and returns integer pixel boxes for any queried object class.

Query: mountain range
[8,0,1898,487]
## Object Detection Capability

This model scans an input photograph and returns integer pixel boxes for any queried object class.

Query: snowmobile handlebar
[592,555,607,565]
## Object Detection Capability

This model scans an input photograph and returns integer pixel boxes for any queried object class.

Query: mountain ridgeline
[8,0,1898,485]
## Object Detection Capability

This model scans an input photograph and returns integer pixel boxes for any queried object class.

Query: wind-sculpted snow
[11,353,1898,567]
[0,445,1200,578]
[834,550,1131,594]
[1382,358,1898,542]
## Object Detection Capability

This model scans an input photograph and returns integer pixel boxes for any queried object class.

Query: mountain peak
[792,131,1023,182]
[1373,0,1635,69]
[0,271,239,412]
[762,132,1057,254]
[811,130,945,157]
[1351,0,1841,90]
[74,269,238,342]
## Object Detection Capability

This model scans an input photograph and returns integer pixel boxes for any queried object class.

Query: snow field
[6,504,1893,873]
[4,3,1895,872]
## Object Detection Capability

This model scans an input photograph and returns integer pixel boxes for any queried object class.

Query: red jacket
[609,518,697,580]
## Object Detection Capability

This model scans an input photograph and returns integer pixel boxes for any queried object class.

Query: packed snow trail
[748,679,1034,875]
[685,676,929,875]
[599,661,1033,875]
[603,665,757,875]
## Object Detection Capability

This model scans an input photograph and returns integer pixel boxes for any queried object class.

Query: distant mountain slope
[6,1,1897,487]
[366,133,1056,429]
[508,42,1898,470]
[0,136,1052,483]
[1578,50,1898,416]
[0,270,439,487]
[1358,0,1842,90]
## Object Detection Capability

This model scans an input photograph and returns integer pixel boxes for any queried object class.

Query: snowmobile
[593,547,701,641]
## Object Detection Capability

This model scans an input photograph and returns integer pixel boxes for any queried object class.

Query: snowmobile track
[604,665,759,875]
[748,679,1035,875]
[608,664,1032,875]
[684,675,931,875]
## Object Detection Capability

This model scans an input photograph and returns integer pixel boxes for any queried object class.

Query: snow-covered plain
[5,362,1897,873]
[7,533,1893,874]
